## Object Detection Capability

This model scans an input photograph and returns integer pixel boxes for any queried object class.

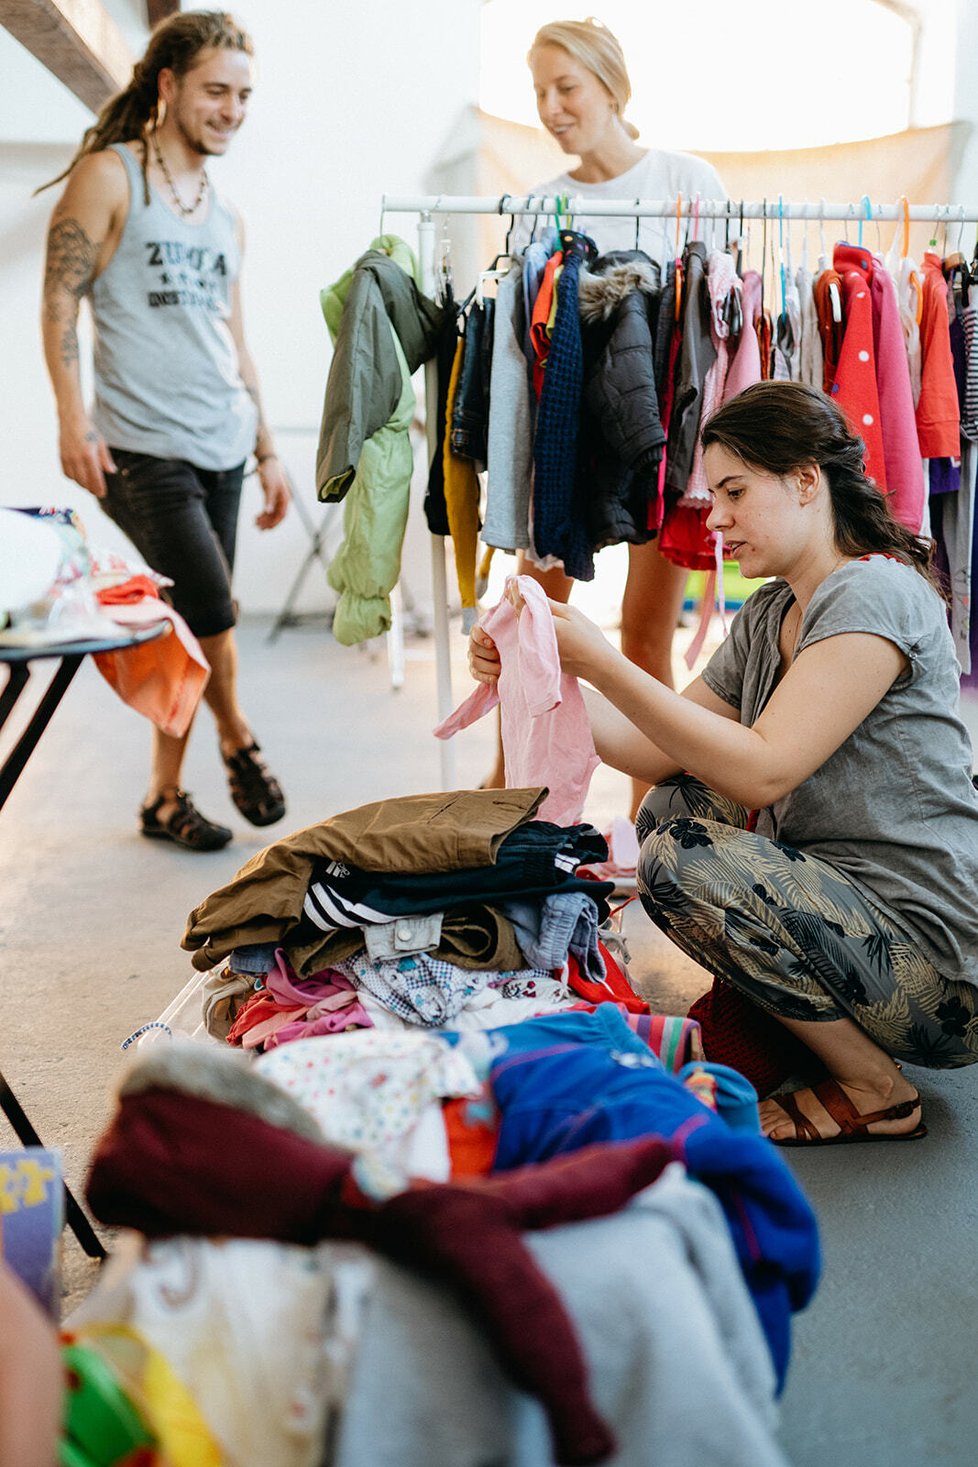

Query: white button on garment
[858,350,870,362]
[862,413,874,425]
[396,925,413,941]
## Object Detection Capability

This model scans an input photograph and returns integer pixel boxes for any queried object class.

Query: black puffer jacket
[575,251,665,550]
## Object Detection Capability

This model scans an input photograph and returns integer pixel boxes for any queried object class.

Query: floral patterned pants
[635,775,978,1069]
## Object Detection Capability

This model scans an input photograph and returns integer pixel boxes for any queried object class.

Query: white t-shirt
[512,148,726,266]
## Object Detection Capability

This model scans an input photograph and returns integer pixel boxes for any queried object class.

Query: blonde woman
[490,18,725,821]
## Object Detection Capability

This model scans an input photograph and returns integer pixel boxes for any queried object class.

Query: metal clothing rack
[381,192,976,789]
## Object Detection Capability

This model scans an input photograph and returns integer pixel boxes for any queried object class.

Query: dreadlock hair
[700,379,937,585]
[37,10,253,203]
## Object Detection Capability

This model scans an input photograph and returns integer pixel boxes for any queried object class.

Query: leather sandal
[222,741,286,827]
[140,789,232,852]
[769,1077,926,1147]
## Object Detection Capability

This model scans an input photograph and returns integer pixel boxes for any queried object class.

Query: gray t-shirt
[702,556,978,987]
[90,143,257,470]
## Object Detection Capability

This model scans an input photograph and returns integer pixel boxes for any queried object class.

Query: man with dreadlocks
[41,10,289,851]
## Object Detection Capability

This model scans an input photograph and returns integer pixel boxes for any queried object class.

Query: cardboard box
[0,1148,63,1318]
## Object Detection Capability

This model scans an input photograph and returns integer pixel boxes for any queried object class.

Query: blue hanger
[858,194,872,248]
[778,195,786,316]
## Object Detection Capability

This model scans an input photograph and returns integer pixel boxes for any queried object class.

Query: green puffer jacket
[316,236,443,646]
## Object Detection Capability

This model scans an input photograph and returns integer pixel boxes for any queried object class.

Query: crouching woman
[470,380,978,1145]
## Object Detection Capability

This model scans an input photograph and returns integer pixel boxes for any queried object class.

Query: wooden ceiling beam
[0,0,134,113]
[146,0,178,29]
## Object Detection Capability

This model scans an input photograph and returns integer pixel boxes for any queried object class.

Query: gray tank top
[91,143,257,469]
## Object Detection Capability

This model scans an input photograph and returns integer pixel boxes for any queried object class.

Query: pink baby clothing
[434,575,599,826]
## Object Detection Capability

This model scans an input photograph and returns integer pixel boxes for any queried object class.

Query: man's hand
[58,415,116,498]
[255,456,290,529]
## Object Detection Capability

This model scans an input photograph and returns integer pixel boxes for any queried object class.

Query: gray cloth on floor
[331,1166,789,1467]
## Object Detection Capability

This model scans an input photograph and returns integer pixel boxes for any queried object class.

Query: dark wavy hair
[700,379,935,582]
[37,11,252,203]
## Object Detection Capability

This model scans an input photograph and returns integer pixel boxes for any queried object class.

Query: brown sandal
[140,789,232,852]
[769,1077,926,1147]
[223,741,286,827]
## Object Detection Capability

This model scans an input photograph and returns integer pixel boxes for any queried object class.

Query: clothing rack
[381,192,977,790]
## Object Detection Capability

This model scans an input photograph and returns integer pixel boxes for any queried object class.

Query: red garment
[756,309,773,380]
[813,269,844,392]
[915,250,960,457]
[529,250,563,399]
[226,993,304,1047]
[564,940,650,1014]
[831,244,887,491]
[871,264,926,531]
[687,977,812,1100]
[658,502,716,571]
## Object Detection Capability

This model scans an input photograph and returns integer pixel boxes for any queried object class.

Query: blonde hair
[529,17,639,140]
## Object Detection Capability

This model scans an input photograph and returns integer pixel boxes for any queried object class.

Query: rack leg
[0,1067,106,1261]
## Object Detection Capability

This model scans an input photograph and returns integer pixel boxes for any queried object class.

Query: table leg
[0,656,84,813]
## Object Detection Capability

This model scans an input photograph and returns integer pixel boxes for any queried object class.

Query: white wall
[1,0,481,617]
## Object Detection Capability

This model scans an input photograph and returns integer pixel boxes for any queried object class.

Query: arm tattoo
[44,216,101,322]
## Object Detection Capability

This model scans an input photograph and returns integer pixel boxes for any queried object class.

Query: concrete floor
[2,611,978,1466]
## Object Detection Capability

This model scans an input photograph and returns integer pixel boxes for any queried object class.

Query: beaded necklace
[151,131,208,218]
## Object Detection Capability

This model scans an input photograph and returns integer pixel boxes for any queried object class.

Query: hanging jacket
[664,241,717,500]
[830,243,887,492]
[451,298,494,468]
[916,250,961,458]
[423,293,461,536]
[724,269,763,400]
[484,259,534,552]
[316,238,443,645]
[317,236,443,499]
[443,336,481,631]
[575,250,666,551]
[532,230,598,580]
[813,266,844,393]
[871,261,926,531]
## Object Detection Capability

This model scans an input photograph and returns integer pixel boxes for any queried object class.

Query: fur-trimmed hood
[577,257,660,325]
[117,1041,326,1143]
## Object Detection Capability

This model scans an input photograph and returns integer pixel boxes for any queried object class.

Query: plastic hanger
[817,197,828,270]
[525,193,541,245]
[857,194,871,250]
[778,194,786,318]
[826,201,842,323]
[437,215,454,302]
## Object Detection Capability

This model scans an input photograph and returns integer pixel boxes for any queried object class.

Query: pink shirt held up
[434,575,599,826]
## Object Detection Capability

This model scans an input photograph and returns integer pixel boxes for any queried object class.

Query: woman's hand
[468,624,501,684]
[548,599,614,680]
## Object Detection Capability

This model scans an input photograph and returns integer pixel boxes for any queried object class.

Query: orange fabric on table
[94,578,209,738]
[915,249,961,458]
